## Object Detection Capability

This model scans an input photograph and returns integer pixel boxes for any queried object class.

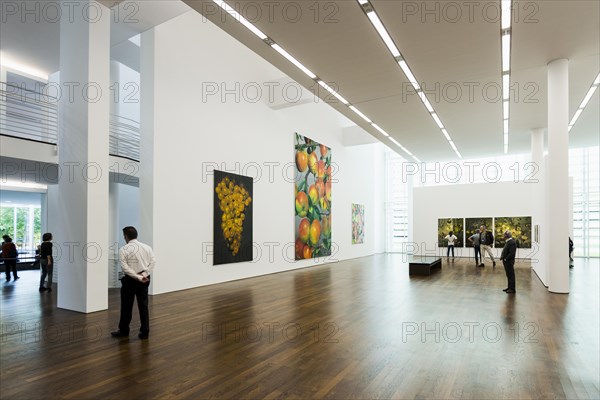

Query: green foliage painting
[494,216,532,248]
[438,218,464,248]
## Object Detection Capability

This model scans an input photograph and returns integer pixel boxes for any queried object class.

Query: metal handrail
[0,81,140,162]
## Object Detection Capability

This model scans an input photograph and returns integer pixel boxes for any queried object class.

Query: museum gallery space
[0,1,598,399]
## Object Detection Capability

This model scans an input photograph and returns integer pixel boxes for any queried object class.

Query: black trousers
[4,260,18,280]
[447,245,454,257]
[119,275,150,335]
[503,260,515,290]
[474,245,481,264]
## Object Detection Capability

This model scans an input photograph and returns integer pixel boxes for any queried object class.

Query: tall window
[0,191,42,254]
[569,147,600,257]
[384,148,410,252]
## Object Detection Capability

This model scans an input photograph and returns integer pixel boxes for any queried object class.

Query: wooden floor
[1,255,598,399]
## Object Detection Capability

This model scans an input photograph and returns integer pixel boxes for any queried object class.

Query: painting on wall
[213,170,253,265]
[465,217,493,247]
[494,216,532,248]
[534,224,540,243]
[295,133,332,260]
[352,204,365,244]
[437,218,464,247]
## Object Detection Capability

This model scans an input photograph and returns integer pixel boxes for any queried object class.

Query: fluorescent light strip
[503,101,509,119]
[318,80,349,104]
[569,109,583,127]
[503,74,510,100]
[431,113,444,129]
[449,141,458,152]
[213,0,268,40]
[502,34,511,72]
[372,123,390,137]
[366,11,401,58]
[349,106,372,123]
[579,85,598,109]
[271,44,316,79]
[455,150,462,159]
[501,0,512,29]
[418,91,434,113]
[441,129,451,141]
[399,60,420,91]
[503,119,509,134]
[594,73,600,85]
[412,156,422,163]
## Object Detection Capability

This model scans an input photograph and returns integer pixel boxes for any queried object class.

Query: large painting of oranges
[295,133,332,260]
[214,170,253,265]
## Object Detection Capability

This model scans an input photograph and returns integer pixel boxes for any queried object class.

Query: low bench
[408,256,442,276]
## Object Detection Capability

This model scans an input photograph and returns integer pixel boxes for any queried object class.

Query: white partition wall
[140,11,385,295]
[412,182,537,260]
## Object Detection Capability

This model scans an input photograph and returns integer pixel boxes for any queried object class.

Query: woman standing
[1,235,19,281]
[39,233,53,292]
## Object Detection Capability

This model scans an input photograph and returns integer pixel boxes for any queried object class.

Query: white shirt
[119,239,156,281]
[445,234,458,246]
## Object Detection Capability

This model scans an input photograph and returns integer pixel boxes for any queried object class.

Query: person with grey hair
[500,230,517,293]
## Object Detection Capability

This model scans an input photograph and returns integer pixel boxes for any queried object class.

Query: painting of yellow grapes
[214,170,253,265]
[494,216,532,248]
[295,133,332,260]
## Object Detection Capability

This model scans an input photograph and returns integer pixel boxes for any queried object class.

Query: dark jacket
[480,231,494,246]
[1,242,18,260]
[501,238,517,264]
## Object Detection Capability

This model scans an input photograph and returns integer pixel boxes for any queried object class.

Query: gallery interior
[0,0,598,399]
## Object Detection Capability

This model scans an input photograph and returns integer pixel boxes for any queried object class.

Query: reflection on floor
[1,256,598,399]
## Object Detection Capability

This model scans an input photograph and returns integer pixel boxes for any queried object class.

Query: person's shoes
[505,289,516,294]
[478,264,484,267]
[14,276,20,280]
[138,333,149,340]
[111,331,129,338]
[502,288,509,292]
[39,287,47,292]
[6,278,10,282]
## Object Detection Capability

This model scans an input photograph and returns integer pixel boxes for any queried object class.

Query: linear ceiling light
[210,1,415,158]
[365,11,401,58]
[271,44,316,79]
[569,72,599,131]
[357,0,462,159]
[372,123,390,137]
[318,80,349,104]
[500,0,513,154]
[213,0,267,40]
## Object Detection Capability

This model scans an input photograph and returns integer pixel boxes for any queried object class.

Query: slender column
[547,59,569,294]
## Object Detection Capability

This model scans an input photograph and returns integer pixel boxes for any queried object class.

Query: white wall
[412,181,539,260]
[140,11,384,295]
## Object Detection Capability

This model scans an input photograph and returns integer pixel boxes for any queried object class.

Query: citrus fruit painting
[295,133,332,260]
[214,170,253,265]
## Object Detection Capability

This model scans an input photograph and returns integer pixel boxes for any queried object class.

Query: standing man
[112,226,156,340]
[468,229,481,266]
[479,225,496,268]
[500,230,517,293]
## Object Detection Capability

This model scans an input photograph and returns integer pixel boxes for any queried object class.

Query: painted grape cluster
[294,133,332,260]
[216,177,252,256]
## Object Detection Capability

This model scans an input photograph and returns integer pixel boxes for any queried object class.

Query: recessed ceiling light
[271,44,316,79]
[431,113,444,129]
[502,34,511,72]
[349,106,372,123]
[399,61,420,91]
[318,80,349,104]
[501,0,512,30]
[212,0,268,40]
[372,123,390,137]
[0,53,48,81]
[366,11,401,58]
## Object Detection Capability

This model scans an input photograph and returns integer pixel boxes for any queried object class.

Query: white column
[57,0,110,312]
[547,59,570,294]
[530,128,547,285]
[140,29,156,294]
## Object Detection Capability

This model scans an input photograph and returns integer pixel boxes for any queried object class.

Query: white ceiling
[186,0,599,161]
[1,0,598,161]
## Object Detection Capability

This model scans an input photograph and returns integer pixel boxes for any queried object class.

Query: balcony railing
[0,81,140,162]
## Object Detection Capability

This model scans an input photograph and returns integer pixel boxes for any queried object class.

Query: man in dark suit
[500,230,517,294]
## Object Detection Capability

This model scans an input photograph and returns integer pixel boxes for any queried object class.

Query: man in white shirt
[111,226,156,339]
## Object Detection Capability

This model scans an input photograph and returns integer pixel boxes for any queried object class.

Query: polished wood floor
[1,255,598,399]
